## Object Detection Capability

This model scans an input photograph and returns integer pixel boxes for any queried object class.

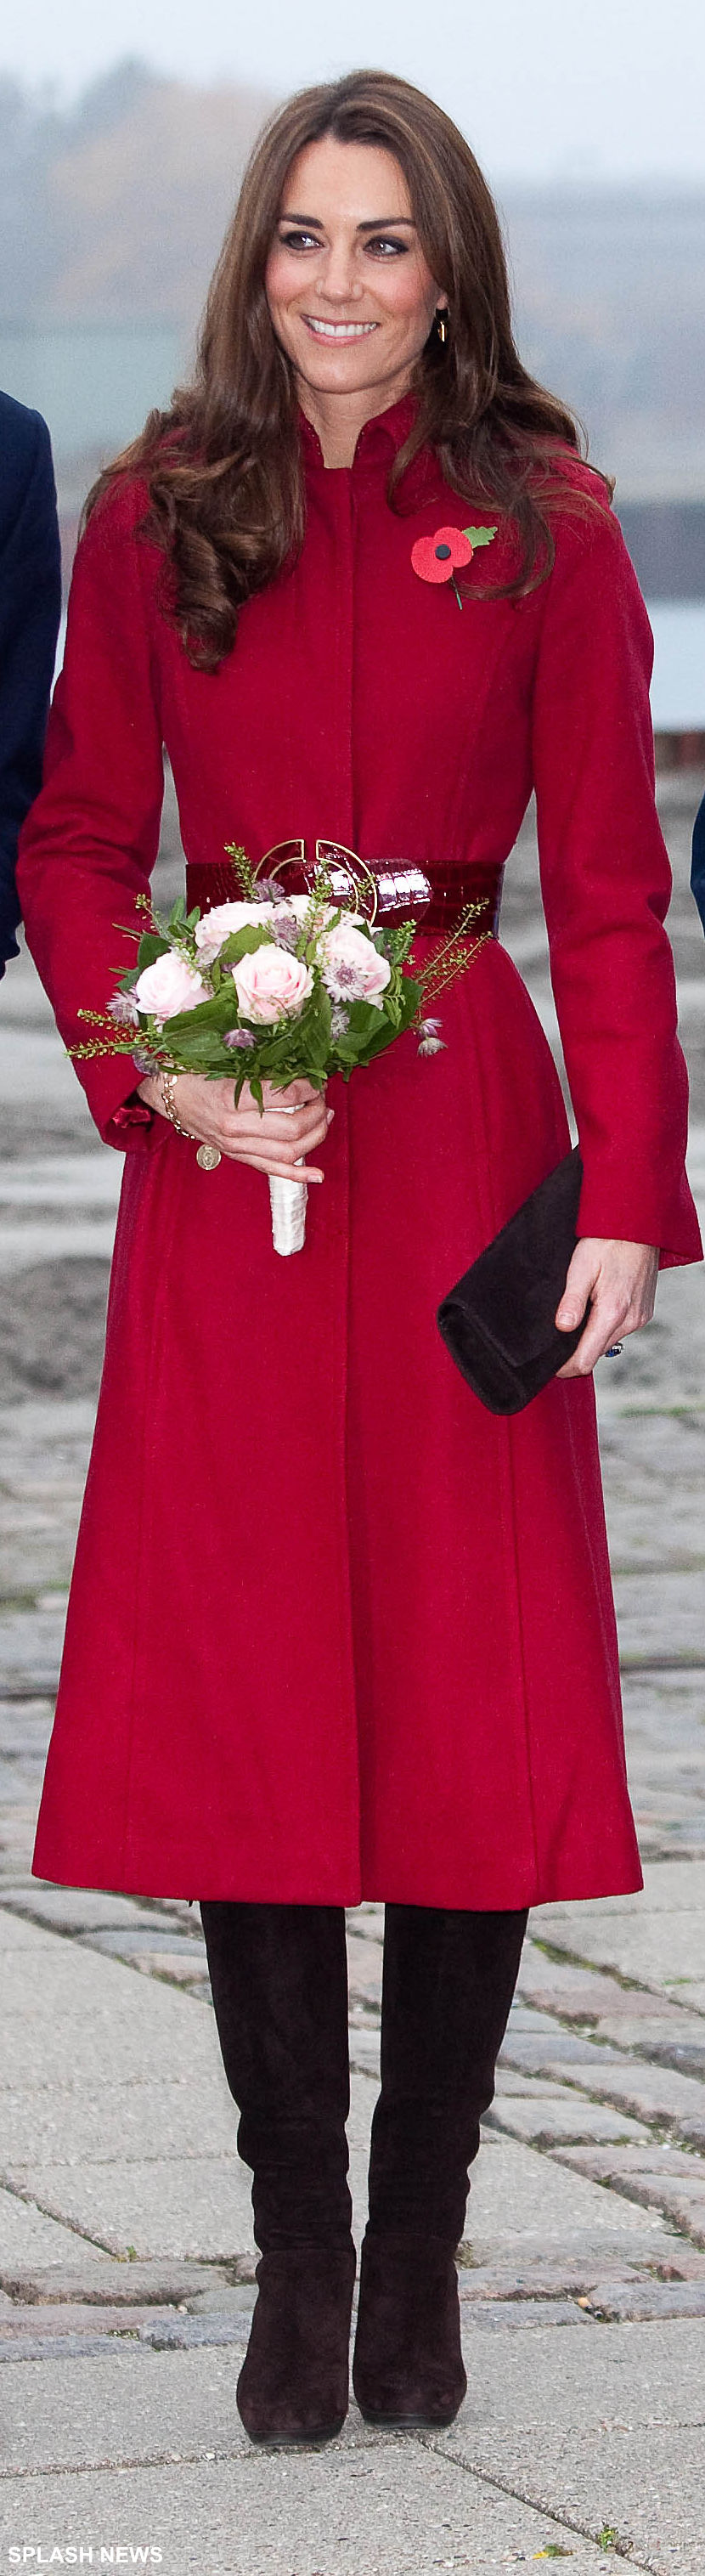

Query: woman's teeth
[305,319,377,338]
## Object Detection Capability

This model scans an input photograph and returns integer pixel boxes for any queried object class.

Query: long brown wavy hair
[88,69,612,669]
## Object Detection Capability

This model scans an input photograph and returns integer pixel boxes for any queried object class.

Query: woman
[18,71,702,2445]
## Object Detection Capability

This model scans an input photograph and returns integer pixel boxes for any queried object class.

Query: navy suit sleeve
[692,790,705,936]
[0,405,62,971]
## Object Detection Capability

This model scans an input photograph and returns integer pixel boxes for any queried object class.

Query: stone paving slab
[578,2278,705,2320]
[0,2189,120,2272]
[1,2323,704,2571]
[554,2153,705,2243]
[2,2155,256,2266]
[0,2441,619,2576]
[541,1861,705,1917]
[443,2419,702,2576]
[486,2100,653,2149]
[530,1910,705,1994]
[0,2262,236,2306]
[1,1885,180,1932]
[438,2314,705,2574]
[462,2136,671,2263]
[502,2053,705,2138]
[0,2076,238,2166]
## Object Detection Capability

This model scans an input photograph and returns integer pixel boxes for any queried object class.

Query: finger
[225,1121,330,1166]
[245,1114,331,1149]
[555,1248,601,1333]
[228,1101,332,1140]
[557,1304,630,1377]
[261,1079,324,1110]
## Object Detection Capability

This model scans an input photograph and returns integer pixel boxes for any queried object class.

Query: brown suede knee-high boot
[352,1903,527,2428]
[200,1901,356,2444]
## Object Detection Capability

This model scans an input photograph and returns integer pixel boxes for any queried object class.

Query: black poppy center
[435,543,452,561]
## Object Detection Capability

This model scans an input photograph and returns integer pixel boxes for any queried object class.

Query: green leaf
[217,924,274,965]
[462,523,498,549]
[135,931,171,969]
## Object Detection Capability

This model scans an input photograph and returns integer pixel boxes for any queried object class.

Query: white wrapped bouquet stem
[268,1173,308,1256]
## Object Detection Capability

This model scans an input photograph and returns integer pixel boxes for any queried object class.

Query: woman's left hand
[556,1238,659,1377]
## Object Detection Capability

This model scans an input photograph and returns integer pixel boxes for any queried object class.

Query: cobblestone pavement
[0,777,703,2573]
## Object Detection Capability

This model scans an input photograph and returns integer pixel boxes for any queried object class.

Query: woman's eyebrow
[278,212,416,231]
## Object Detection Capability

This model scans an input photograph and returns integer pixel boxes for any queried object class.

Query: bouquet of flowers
[74,846,491,1253]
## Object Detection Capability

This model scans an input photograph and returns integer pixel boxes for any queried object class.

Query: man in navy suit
[0,392,61,975]
[692,789,705,935]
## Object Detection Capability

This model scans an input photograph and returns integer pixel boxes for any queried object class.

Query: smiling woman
[79,67,598,664]
[263,137,447,462]
[16,65,701,2462]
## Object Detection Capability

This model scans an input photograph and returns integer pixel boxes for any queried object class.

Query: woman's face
[265,136,446,410]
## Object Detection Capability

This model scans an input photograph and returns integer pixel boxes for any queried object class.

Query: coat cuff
[577,1165,703,1270]
[78,1054,161,1153]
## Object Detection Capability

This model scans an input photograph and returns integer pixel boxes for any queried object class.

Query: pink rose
[133,952,209,1022]
[233,946,313,1023]
[195,901,274,964]
[321,919,392,1005]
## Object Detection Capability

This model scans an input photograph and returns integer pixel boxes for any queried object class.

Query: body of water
[0,323,187,456]
[4,324,703,732]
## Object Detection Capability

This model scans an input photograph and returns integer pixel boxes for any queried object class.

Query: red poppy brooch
[411,522,497,609]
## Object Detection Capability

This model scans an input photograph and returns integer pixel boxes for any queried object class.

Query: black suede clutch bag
[437,1147,589,1415]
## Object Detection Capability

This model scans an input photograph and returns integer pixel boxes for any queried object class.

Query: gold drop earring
[436,308,448,346]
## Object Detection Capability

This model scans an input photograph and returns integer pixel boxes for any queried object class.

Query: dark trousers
[200,1901,527,2254]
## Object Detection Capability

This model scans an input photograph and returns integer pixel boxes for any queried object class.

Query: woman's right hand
[137,1071,333,1183]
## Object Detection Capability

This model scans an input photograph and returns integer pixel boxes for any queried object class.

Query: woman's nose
[316,246,363,302]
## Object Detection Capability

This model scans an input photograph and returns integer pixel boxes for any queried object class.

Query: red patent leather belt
[185,842,504,936]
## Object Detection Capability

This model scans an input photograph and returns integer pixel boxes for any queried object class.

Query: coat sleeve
[531,507,702,1266]
[16,479,166,1150]
[0,408,61,974]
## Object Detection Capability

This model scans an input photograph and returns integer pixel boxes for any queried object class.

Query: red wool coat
[18,396,702,1907]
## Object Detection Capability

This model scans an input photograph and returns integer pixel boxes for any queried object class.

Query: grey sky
[5,0,705,183]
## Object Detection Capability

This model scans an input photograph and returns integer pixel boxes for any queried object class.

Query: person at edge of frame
[692,784,705,932]
[0,389,61,974]
[16,71,703,2448]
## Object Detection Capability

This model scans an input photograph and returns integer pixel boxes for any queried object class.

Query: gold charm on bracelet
[195,1143,222,1171]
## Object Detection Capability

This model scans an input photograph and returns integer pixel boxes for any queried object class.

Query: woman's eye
[367,236,409,257]
[280,229,321,252]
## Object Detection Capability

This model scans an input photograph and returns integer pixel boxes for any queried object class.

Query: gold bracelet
[160,1069,222,1170]
[160,1069,196,1139]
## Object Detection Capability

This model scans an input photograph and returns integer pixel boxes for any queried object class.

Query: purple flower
[223,1027,257,1050]
[270,905,301,952]
[108,990,139,1025]
[417,1016,446,1057]
[330,1004,350,1038]
[253,876,287,904]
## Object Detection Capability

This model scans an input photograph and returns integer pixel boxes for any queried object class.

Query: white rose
[195,901,274,964]
[133,952,209,1022]
[320,919,392,1005]
[233,946,314,1023]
